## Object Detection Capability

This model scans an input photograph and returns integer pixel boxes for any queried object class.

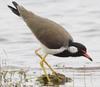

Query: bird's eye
[68,46,78,53]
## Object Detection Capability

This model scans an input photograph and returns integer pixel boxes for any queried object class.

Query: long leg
[40,57,50,82]
[35,48,62,81]
[35,48,57,74]
[43,54,62,81]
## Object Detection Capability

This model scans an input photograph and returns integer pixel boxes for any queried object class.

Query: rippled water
[0,0,100,87]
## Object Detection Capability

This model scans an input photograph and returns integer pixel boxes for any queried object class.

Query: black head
[68,42,93,61]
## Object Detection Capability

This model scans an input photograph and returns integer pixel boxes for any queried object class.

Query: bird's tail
[8,1,20,16]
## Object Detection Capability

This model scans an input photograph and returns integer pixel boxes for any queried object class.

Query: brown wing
[18,6,73,49]
[31,17,73,49]
[8,2,73,49]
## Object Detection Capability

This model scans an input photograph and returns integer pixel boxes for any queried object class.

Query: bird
[8,1,93,82]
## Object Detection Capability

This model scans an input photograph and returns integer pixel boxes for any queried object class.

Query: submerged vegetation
[36,73,72,86]
[0,67,72,87]
[0,65,97,87]
[0,67,32,87]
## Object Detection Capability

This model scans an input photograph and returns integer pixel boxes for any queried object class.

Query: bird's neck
[54,41,80,57]
[69,41,76,46]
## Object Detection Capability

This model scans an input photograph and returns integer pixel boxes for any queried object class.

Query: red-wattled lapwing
[8,1,93,82]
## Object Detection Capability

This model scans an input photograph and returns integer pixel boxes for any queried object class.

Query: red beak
[82,50,93,61]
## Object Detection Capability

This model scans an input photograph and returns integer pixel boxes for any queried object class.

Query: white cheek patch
[68,46,78,53]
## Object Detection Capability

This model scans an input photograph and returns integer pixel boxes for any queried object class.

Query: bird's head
[68,42,93,61]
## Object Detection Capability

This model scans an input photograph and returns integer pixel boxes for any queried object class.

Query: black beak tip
[8,5,10,8]
[12,1,18,8]
[89,58,93,61]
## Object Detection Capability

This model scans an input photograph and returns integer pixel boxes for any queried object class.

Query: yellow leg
[35,48,62,81]
[43,54,61,81]
[40,57,50,82]
[35,48,57,74]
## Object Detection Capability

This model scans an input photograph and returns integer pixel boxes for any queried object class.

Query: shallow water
[0,0,100,87]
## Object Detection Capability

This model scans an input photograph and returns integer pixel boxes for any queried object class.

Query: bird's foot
[52,71,62,82]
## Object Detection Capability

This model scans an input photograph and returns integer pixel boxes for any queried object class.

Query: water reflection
[0,38,8,42]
